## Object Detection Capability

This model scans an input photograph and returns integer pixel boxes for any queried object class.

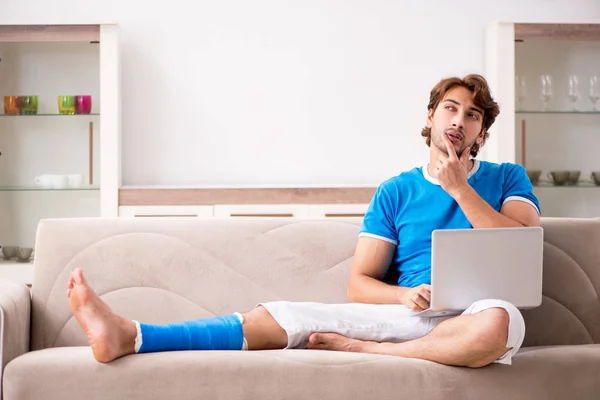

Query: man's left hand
[435,133,471,198]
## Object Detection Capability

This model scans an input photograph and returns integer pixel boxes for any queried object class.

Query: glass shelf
[533,182,600,188]
[0,113,99,117]
[0,186,99,191]
[0,259,33,265]
[516,110,600,114]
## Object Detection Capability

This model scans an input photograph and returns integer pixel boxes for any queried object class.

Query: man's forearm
[348,274,411,304]
[453,186,524,228]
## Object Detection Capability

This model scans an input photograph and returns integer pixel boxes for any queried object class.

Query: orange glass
[3,96,21,115]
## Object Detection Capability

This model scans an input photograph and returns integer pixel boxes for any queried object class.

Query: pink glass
[75,95,92,114]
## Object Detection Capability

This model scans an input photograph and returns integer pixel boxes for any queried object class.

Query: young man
[67,74,540,368]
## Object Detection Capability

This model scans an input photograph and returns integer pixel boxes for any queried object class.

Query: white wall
[2,0,600,186]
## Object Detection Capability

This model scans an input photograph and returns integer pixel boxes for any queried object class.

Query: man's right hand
[399,284,431,312]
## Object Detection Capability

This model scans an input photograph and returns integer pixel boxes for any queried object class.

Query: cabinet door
[213,204,309,217]
[308,204,368,218]
[0,261,33,286]
[118,206,214,217]
[486,22,600,217]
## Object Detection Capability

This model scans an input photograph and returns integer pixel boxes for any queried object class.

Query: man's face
[427,86,485,158]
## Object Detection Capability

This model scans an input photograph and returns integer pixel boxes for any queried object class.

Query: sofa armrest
[0,280,31,399]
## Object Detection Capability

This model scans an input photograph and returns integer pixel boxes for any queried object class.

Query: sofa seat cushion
[4,345,600,400]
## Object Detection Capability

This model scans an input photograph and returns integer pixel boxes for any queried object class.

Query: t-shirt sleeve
[502,164,541,215]
[359,182,399,245]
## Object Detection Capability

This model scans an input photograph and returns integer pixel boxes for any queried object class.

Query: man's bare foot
[307,332,372,353]
[67,268,137,362]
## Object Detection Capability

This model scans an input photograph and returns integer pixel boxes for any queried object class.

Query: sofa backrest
[520,217,600,347]
[30,217,361,350]
[29,217,600,351]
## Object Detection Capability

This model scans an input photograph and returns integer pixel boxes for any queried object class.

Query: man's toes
[308,333,362,353]
[317,333,341,343]
[309,333,345,350]
[309,333,324,346]
[307,341,325,350]
[73,268,87,286]
[307,334,326,349]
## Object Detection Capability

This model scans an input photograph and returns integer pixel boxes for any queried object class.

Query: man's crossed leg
[67,268,524,368]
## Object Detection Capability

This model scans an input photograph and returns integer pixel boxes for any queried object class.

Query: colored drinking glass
[75,95,92,114]
[21,96,38,115]
[4,96,21,115]
[58,95,75,115]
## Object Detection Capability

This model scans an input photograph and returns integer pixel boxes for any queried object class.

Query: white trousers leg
[259,299,525,365]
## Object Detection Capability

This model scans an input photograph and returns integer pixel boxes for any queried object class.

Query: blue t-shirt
[359,160,541,288]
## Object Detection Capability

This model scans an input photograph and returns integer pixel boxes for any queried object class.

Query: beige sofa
[1,216,600,400]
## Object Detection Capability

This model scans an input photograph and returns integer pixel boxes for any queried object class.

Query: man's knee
[472,308,510,345]
[242,305,272,321]
[465,308,511,367]
[241,306,288,350]
[242,306,282,332]
[461,299,526,366]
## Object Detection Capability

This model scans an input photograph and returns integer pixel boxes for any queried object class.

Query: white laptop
[415,227,544,318]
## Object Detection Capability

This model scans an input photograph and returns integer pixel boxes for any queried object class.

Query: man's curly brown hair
[421,74,500,157]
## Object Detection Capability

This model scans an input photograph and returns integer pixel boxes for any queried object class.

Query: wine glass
[589,76,600,111]
[568,75,580,111]
[540,75,553,111]
[515,76,526,111]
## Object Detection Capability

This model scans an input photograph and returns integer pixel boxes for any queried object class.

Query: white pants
[259,299,525,365]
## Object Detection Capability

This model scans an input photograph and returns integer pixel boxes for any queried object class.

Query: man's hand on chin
[435,133,472,198]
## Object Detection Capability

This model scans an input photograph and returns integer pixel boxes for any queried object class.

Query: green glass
[20,96,38,115]
[58,95,75,115]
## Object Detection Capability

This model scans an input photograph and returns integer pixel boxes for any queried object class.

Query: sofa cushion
[4,345,600,400]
